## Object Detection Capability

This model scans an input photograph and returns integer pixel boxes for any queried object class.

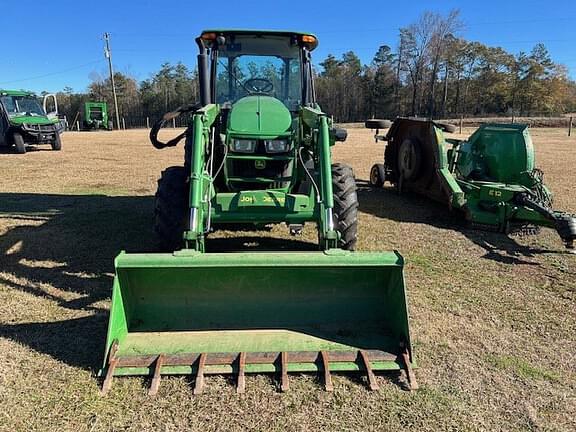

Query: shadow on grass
[356,180,550,265]
[0,192,317,371]
[0,144,54,154]
[208,235,317,252]
[0,192,158,371]
[0,315,107,371]
[0,192,155,311]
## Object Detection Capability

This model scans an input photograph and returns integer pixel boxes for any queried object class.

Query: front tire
[154,166,189,251]
[369,163,385,187]
[332,163,359,251]
[13,132,26,154]
[51,133,62,151]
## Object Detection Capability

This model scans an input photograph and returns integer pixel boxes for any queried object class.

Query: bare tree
[399,13,435,116]
[427,10,463,117]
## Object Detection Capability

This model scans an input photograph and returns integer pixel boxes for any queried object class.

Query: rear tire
[332,163,359,251]
[13,132,25,154]
[51,133,62,151]
[154,166,189,251]
[369,163,385,187]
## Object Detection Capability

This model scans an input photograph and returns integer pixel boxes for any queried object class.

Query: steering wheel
[243,78,274,94]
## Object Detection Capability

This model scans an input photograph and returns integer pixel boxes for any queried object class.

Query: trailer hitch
[515,193,576,250]
[149,103,201,149]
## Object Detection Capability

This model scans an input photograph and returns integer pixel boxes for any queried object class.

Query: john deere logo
[255,160,266,169]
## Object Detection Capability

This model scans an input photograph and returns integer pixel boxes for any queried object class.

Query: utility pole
[104,32,121,130]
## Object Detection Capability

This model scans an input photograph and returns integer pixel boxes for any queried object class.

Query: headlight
[231,139,256,153]
[264,139,289,153]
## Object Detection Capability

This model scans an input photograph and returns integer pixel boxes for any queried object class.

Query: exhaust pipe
[195,37,211,106]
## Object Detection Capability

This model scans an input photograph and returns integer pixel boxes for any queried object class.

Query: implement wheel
[154,166,189,251]
[435,122,457,133]
[332,163,359,251]
[370,163,385,187]
[51,133,62,151]
[365,119,392,129]
[397,138,422,181]
[13,132,26,154]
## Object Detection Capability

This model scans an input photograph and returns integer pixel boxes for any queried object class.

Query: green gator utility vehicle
[0,90,63,153]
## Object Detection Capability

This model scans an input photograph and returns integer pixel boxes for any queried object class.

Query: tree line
[53,10,576,126]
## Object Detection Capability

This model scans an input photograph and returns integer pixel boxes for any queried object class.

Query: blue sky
[1,0,575,94]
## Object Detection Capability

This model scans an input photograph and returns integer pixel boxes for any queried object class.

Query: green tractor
[82,101,112,130]
[100,30,416,395]
[0,90,64,154]
[366,118,576,251]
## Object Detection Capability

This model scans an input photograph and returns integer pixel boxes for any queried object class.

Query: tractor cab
[193,30,323,193]
[200,30,317,110]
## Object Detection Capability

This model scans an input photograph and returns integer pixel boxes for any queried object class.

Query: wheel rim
[398,140,419,180]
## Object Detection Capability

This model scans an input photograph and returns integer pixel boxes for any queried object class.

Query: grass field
[1,127,575,431]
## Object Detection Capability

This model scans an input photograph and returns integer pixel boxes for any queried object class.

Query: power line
[0,59,105,85]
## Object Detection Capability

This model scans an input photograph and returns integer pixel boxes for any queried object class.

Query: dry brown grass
[0,127,575,431]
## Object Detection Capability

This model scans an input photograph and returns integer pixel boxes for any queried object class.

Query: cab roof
[0,89,35,97]
[200,29,318,50]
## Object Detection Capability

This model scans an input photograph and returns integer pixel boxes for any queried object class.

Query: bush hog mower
[100,30,416,395]
[366,118,576,250]
[0,90,64,154]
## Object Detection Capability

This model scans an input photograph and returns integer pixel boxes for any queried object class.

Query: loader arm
[185,104,220,251]
[301,106,339,249]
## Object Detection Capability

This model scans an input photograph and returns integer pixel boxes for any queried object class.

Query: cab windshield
[214,35,302,110]
[0,95,46,117]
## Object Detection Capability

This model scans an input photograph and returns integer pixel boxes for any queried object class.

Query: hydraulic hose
[149,103,201,149]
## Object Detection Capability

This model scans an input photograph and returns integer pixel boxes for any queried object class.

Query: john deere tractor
[366,118,576,250]
[100,30,416,395]
[0,90,63,154]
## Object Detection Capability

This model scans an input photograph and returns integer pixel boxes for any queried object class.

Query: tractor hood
[228,96,292,136]
[9,115,57,126]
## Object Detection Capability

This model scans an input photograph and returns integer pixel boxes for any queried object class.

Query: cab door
[43,94,59,119]
[43,94,66,133]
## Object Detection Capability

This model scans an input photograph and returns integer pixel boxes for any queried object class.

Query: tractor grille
[23,123,56,132]
[228,159,293,190]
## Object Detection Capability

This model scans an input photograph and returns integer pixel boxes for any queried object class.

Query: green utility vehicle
[83,101,112,130]
[0,90,63,153]
[100,30,416,395]
[367,118,576,250]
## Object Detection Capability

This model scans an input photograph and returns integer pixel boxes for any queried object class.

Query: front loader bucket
[99,250,415,393]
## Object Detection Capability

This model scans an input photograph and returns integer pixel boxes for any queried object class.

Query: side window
[1,96,16,113]
[287,60,301,103]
